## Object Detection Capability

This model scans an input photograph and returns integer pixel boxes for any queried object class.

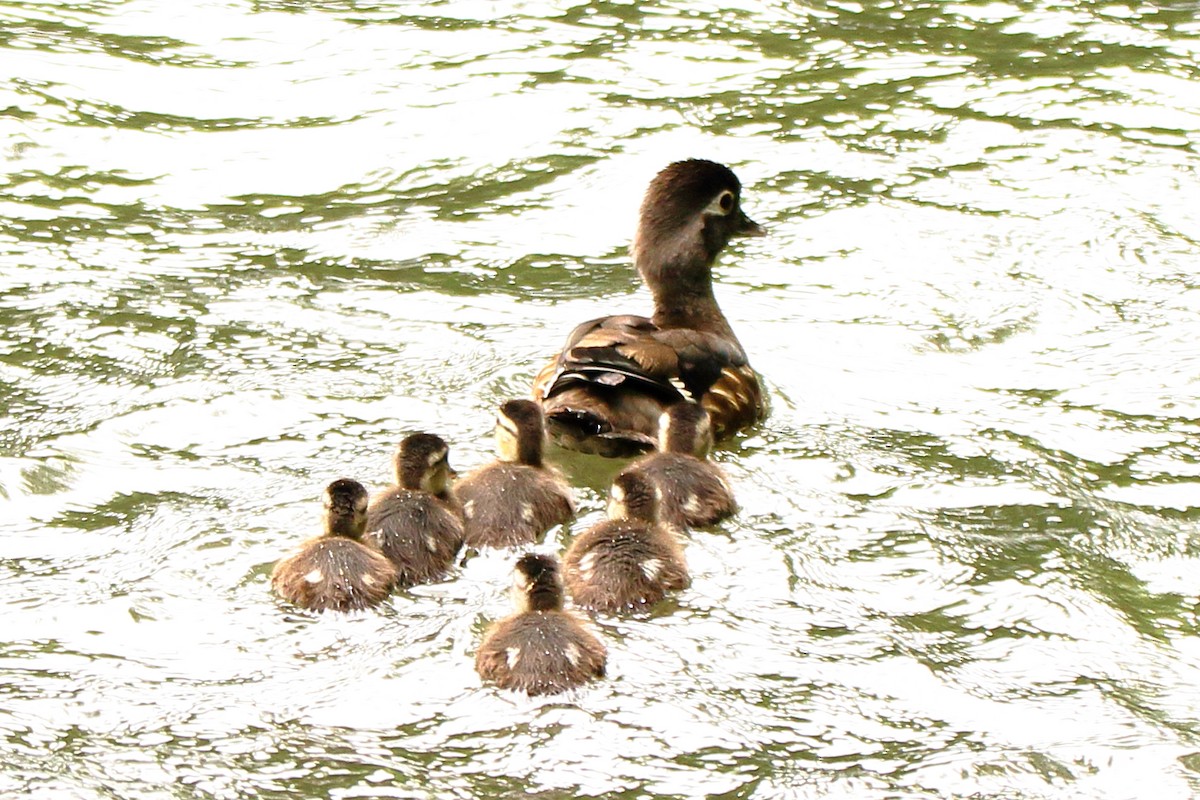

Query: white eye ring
[707,190,736,216]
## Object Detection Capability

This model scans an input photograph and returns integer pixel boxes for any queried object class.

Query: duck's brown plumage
[476,553,607,696]
[271,478,397,612]
[533,159,766,457]
[620,403,736,528]
[563,470,689,613]
[456,400,575,549]
[365,433,464,586]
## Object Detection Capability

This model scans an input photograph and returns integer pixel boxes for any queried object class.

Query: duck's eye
[718,190,735,214]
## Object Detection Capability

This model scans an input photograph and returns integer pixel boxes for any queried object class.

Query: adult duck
[532,159,766,457]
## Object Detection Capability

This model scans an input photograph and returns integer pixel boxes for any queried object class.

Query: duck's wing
[535,315,744,402]
[532,315,762,454]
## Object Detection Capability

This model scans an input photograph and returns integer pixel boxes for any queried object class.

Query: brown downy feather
[456,399,575,548]
[562,471,689,613]
[365,433,464,586]
[457,464,574,548]
[271,478,396,612]
[271,538,396,612]
[563,520,689,613]
[366,490,463,586]
[476,554,606,696]
[622,403,736,528]
[629,453,735,528]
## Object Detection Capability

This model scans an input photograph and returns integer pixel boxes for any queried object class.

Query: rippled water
[3,0,1200,797]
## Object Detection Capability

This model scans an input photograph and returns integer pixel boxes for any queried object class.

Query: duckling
[533,159,766,457]
[476,553,607,696]
[365,433,464,586]
[563,469,689,613]
[455,399,575,549]
[271,478,397,612]
[619,403,736,528]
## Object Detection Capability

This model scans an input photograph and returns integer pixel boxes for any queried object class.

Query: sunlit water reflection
[3,0,1200,797]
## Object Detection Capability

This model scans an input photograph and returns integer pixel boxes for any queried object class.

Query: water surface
[3,0,1200,797]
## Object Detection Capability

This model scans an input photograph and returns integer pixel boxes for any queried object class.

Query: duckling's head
[394,433,454,495]
[323,478,370,539]
[632,159,764,283]
[607,469,661,523]
[512,552,565,612]
[659,402,715,457]
[495,399,547,467]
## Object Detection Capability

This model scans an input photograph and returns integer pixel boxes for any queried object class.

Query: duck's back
[534,315,763,456]
[563,520,689,612]
[456,462,574,548]
[365,489,463,585]
[271,537,396,612]
[630,452,735,528]
[476,610,606,695]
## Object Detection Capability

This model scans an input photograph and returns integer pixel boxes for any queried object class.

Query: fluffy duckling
[619,403,735,528]
[563,469,689,613]
[271,478,397,612]
[475,553,607,696]
[365,433,464,586]
[533,159,766,456]
[455,399,575,549]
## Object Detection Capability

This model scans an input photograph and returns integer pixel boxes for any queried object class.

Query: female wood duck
[455,399,575,549]
[533,159,766,457]
[271,478,397,612]
[365,433,464,586]
[563,469,689,613]
[618,403,736,528]
[475,553,607,696]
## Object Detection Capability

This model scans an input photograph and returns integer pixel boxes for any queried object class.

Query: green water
[3,0,1200,797]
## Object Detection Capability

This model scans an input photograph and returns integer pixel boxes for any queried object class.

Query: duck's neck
[517,451,542,469]
[640,257,735,339]
[325,515,363,540]
[516,584,563,613]
[651,288,734,338]
[511,434,543,468]
[663,430,703,457]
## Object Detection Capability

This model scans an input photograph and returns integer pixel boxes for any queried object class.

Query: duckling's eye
[718,190,735,214]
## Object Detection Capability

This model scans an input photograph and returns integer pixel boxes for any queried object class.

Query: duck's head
[323,477,370,539]
[394,433,455,495]
[511,552,564,612]
[631,159,764,285]
[495,398,547,467]
[607,469,661,524]
[659,403,715,457]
